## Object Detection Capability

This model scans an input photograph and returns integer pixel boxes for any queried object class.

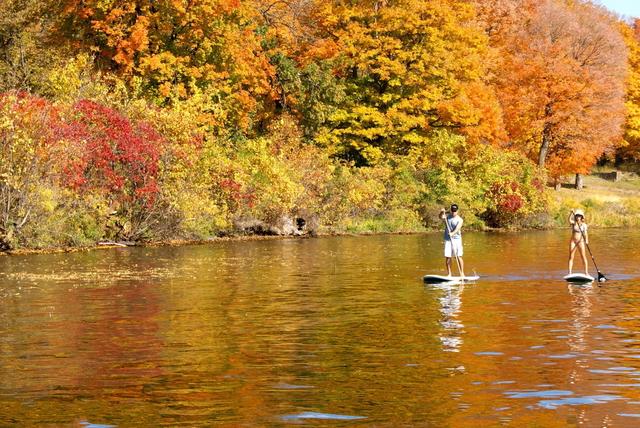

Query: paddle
[442,209,464,281]
[572,210,607,283]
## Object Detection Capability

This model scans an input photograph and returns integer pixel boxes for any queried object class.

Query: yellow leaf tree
[313,0,505,165]
[619,19,640,162]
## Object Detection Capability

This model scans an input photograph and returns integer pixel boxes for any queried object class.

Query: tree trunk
[574,173,583,190]
[538,130,550,167]
[538,104,553,168]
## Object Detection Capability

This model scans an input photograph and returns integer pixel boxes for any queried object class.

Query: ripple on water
[506,390,573,399]
[272,383,315,390]
[505,390,621,410]
[80,422,116,428]
[475,352,504,356]
[281,412,366,421]
[537,395,621,410]
[599,384,640,387]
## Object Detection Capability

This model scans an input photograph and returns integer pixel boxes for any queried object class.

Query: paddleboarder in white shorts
[439,204,465,277]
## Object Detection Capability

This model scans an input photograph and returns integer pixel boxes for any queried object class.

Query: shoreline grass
[2,171,640,257]
[550,170,640,228]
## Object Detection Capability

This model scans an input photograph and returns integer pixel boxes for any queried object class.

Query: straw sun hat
[574,209,585,218]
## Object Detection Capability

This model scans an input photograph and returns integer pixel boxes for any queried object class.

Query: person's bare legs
[457,257,465,277]
[452,240,464,277]
[445,257,452,276]
[578,242,589,275]
[568,241,577,274]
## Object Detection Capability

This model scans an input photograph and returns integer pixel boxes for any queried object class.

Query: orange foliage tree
[475,0,627,181]
[57,0,277,130]
[620,19,640,162]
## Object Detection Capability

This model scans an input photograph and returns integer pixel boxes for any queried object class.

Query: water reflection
[568,283,593,353]
[567,284,593,391]
[433,283,465,352]
[1,230,640,426]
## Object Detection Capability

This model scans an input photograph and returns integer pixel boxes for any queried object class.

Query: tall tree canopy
[58,0,279,130]
[620,19,640,161]
[477,0,627,179]
[310,0,505,165]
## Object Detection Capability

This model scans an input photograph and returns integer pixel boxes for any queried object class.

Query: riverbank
[0,230,429,257]
[550,170,640,227]
[0,234,304,257]
[2,171,639,257]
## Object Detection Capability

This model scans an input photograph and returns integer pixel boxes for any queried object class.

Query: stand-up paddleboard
[423,274,480,284]
[563,273,594,283]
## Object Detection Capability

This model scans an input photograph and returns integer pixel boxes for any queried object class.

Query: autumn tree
[0,94,66,249]
[478,0,627,181]
[308,0,505,165]
[0,0,65,92]
[57,0,278,131]
[619,19,640,162]
[60,100,168,241]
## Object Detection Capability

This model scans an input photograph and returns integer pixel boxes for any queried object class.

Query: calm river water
[1,230,640,426]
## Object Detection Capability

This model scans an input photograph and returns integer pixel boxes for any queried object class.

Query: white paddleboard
[563,273,594,283]
[423,274,480,284]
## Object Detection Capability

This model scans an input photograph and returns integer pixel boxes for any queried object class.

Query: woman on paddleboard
[568,209,589,275]
[439,204,465,277]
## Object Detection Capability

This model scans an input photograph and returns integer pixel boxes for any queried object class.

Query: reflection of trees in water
[436,284,465,353]
[568,284,593,353]
[0,277,166,424]
[568,284,594,426]
[567,284,635,427]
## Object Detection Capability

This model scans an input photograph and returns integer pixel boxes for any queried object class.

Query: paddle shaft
[443,212,464,278]
[579,229,603,275]
[573,211,606,280]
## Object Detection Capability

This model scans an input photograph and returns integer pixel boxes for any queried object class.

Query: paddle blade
[597,271,607,283]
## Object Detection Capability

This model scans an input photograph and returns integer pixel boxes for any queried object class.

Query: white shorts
[444,240,463,258]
